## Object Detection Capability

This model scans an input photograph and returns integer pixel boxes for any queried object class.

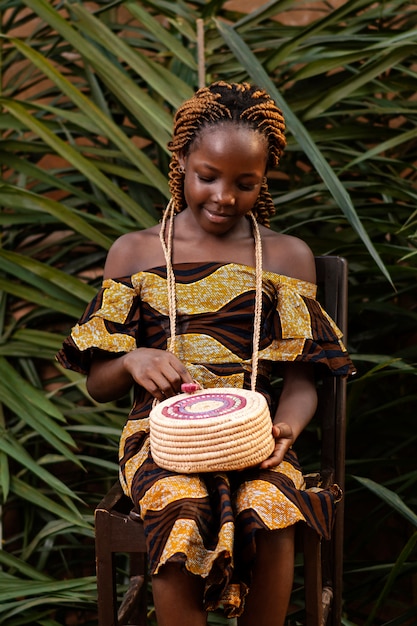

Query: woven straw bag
[149,203,275,473]
[150,386,274,473]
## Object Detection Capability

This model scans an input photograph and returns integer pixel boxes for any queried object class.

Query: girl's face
[180,124,268,236]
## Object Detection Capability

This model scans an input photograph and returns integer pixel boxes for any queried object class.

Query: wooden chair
[95,255,349,626]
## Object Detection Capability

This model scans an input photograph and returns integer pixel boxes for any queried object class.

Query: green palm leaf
[22,0,174,151]
[215,18,392,285]
[10,36,170,198]
[0,248,96,303]
[353,475,417,528]
[10,476,91,528]
[0,433,80,502]
[0,183,113,249]
[71,2,196,103]
[0,101,157,227]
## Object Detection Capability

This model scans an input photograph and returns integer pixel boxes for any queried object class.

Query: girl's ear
[177,152,186,170]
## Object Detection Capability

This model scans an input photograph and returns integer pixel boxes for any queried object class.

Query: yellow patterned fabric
[57,261,355,618]
[59,263,351,374]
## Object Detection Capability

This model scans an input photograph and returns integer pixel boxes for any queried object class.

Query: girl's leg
[238,525,295,626]
[152,563,207,626]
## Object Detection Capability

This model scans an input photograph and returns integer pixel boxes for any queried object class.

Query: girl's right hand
[122,347,193,401]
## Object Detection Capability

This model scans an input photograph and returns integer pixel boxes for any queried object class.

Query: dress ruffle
[57,263,355,378]
[57,261,355,618]
[57,277,141,374]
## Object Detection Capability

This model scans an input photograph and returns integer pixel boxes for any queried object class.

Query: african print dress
[57,261,355,617]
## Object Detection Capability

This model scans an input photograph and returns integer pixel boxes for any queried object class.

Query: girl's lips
[205,208,233,223]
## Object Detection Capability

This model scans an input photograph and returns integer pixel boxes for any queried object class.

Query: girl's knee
[256,526,295,556]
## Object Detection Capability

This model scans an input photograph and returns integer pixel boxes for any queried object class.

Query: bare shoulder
[103,224,164,279]
[260,226,316,283]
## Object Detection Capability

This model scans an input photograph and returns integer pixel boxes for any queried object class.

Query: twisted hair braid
[167,81,286,227]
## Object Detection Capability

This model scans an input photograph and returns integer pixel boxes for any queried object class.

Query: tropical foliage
[0,0,416,624]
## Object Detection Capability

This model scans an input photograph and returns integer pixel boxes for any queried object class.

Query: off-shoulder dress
[57,261,355,617]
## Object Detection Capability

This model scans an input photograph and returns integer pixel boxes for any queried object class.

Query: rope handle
[159,201,263,392]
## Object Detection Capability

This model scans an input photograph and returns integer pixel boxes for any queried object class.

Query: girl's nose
[216,186,235,206]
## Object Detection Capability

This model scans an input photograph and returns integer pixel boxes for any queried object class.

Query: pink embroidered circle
[161,392,247,420]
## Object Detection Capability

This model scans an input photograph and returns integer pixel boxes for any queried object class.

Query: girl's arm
[260,362,317,469]
[85,230,193,404]
[87,348,193,404]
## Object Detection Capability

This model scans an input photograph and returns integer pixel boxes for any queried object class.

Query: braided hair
[167,81,286,226]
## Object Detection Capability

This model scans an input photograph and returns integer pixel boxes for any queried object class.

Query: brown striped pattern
[57,261,355,617]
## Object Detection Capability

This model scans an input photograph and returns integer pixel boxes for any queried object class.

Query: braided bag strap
[159,201,263,391]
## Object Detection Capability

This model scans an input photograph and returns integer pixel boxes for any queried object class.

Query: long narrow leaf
[0,574,97,602]
[10,476,91,529]
[353,475,417,528]
[22,0,174,153]
[0,277,82,318]
[125,1,198,71]
[342,127,417,172]
[0,357,69,424]
[72,2,196,98]
[260,0,376,71]
[0,390,79,460]
[215,19,392,285]
[0,249,95,303]
[0,551,52,582]
[0,434,81,501]
[305,45,417,120]
[11,37,170,198]
[21,519,94,562]
[364,531,417,626]
[0,100,157,227]
[0,183,112,249]
[0,450,10,501]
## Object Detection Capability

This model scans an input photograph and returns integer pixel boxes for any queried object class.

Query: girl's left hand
[259,423,294,469]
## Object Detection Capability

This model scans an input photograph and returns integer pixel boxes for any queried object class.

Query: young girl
[58,81,355,626]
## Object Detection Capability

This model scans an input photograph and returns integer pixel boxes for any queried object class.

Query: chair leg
[95,510,118,626]
[118,553,148,626]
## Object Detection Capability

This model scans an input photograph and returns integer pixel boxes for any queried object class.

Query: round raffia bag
[149,202,275,473]
[150,385,274,473]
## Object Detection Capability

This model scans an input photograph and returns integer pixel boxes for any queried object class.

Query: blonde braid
[167,82,286,224]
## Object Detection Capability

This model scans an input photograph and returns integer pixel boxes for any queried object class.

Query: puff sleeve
[56,277,140,375]
[260,273,355,377]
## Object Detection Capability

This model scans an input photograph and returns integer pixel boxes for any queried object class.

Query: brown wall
[224,0,346,24]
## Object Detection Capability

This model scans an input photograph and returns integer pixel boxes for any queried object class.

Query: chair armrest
[96,480,132,515]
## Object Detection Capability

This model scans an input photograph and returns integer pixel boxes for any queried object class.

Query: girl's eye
[196,175,258,190]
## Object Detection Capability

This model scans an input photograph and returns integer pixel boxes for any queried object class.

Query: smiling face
[180,123,268,236]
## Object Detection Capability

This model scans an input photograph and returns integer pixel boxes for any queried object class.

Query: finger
[272,422,293,441]
[155,387,167,402]
[272,424,281,438]
[259,453,283,469]
[167,355,194,385]
[151,375,177,399]
[259,439,291,469]
[152,363,192,398]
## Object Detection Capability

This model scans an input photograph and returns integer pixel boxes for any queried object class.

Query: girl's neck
[165,209,257,266]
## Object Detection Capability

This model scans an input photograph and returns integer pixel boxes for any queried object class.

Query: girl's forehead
[190,122,267,152]
[186,124,268,173]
